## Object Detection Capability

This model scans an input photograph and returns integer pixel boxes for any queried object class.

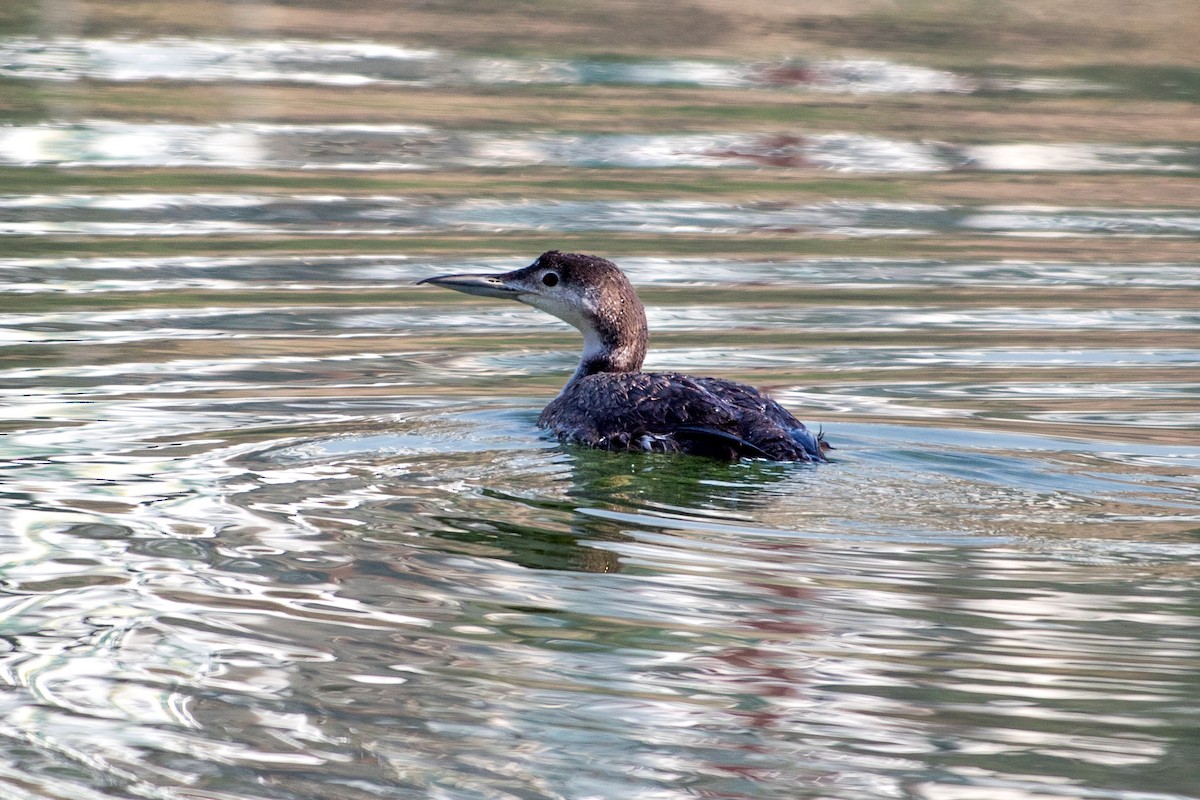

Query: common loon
[419,251,829,462]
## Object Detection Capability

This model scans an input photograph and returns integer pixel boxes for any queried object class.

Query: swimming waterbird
[419,251,829,462]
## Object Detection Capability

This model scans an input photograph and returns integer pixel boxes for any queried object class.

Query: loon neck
[567,310,647,384]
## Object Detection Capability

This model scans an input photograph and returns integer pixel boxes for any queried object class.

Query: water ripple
[6,254,1200,291]
[4,194,1199,238]
[0,36,1081,95]
[2,123,1195,173]
[2,378,1198,800]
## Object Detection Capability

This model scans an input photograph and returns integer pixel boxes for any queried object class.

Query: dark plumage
[419,251,829,462]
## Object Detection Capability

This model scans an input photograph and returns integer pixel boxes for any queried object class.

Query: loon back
[419,251,829,462]
[541,371,827,461]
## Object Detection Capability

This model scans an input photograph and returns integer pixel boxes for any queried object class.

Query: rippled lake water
[2,2,1199,799]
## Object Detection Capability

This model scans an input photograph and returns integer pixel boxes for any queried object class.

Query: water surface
[1,3,1198,800]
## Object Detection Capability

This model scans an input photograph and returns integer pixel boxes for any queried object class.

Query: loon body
[419,251,828,462]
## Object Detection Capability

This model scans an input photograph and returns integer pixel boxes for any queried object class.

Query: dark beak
[417,273,522,299]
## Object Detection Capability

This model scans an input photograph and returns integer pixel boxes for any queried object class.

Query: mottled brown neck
[572,276,647,381]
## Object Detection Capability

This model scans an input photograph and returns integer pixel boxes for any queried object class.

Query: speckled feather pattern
[538,371,822,461]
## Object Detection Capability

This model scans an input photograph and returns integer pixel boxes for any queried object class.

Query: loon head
[419,251,648,379]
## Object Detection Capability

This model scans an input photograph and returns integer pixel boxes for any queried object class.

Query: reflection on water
[3,392,1199,799]
[3,122,1197,172]
[2,3,1199,800]
[8,253,1200,291]
[5,195,1200,237]
[2,36,1095,94]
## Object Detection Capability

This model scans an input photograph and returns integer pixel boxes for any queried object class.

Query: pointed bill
[417,273,523,299]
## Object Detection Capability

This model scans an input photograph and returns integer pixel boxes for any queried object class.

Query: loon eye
[541,272,560,287]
